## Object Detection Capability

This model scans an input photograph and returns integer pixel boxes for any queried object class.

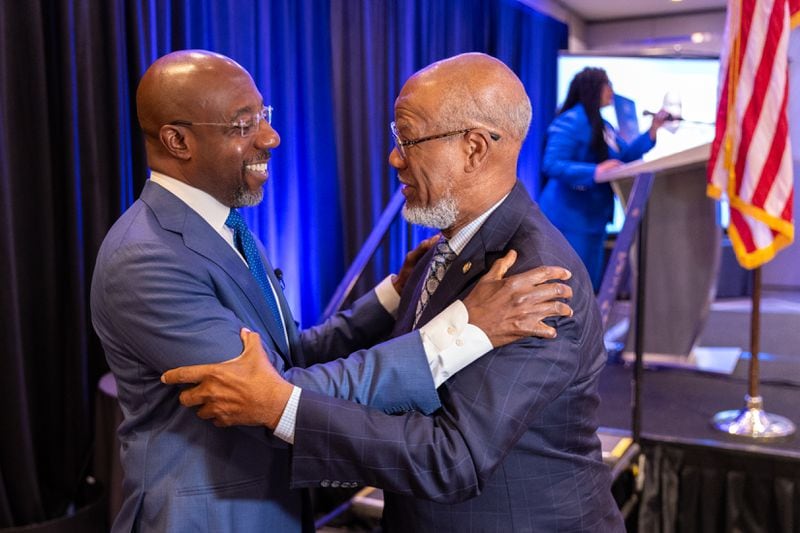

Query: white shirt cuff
[374,275,401,318]
[273,386,302,444]
[419,300,493,388]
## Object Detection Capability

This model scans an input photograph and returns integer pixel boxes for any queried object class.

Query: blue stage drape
[125,0,343,327]
[0,0,565,526]
[330,0,568,296]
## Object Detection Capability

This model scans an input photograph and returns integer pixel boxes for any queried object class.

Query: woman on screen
[539,67,668,292]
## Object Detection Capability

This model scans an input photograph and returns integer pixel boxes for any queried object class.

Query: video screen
[557,54,720,162]
[556,53,723,230]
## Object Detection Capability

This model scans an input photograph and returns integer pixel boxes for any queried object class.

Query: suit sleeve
[93,240,255,371]
[287,286,440,415]
[615,130,656,162]
[94,240,439,415]
[296,290,396,366]
[541,112,598,189]
[285,331,440,416]
[289,285,594,503]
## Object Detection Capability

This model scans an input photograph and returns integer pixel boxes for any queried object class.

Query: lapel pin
[462,261,472,274]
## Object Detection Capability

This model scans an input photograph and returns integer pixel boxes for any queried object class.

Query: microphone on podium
[643,110,683,121]
[643,110,715,126]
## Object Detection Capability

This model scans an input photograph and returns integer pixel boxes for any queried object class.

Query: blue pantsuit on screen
[539,103,655,290]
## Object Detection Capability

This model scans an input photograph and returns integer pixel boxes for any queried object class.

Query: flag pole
[711,267,795,438]
[748,266,761,400]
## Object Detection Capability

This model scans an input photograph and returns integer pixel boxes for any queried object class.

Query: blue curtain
[330,0,568,297]
[126,0,343,326]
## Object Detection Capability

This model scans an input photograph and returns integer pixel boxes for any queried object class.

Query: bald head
[136,50,254,139]
[391,54,530,235]
[398,53,532,143]
[135,50,278,207]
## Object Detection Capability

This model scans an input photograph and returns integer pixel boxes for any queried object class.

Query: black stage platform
[597,361,800,533]
[597,362,800,461]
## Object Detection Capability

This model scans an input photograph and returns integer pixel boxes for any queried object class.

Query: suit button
[321,480,331,488]
[455,339,464,347]
[331,480,341,488]
[447,326,456,335]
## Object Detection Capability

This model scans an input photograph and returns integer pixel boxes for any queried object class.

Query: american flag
[707,0,800,269]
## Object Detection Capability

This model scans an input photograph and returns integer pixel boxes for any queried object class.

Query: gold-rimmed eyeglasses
[169,105,273,138]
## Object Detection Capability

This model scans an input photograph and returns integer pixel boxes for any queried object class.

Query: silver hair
[402,194,459,229]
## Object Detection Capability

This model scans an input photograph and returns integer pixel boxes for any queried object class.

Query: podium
[597,143,723,362]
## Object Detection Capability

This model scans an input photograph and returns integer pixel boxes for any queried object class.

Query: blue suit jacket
[539,104,655,234]
[90,180,440,532]
[290,182,624,532]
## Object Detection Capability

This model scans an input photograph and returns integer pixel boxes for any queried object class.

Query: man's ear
[464,129,491,173]
[160,125,192,161]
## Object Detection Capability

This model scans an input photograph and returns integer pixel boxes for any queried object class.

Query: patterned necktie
[225,209,285,339]
[414,239,457,328]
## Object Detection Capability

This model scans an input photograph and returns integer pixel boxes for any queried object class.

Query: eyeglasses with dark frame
[390,121,501,159]
[169,105,273,138]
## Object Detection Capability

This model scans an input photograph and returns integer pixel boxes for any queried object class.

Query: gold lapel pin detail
[462,261,472,274]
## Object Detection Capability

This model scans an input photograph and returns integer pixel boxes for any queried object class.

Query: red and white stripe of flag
[707,0,799,269]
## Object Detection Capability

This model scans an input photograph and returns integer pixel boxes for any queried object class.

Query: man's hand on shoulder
[161,329,292,429]
[463,250,573,347]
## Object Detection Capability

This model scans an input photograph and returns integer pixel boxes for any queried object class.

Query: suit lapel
[270,269,303,366]
[402,182,533,332]
[141,181,293,365]
[259,249,295,359]
[252,248,292,358]
[392,246,436,335]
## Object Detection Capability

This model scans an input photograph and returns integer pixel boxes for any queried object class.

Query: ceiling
[557,0,727,22]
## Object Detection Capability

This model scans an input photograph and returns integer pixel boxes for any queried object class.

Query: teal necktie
[225,209,285,341]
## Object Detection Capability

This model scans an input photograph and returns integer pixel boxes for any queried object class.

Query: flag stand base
[712,395,795,439]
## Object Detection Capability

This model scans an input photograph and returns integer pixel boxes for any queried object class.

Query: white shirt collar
[149,171,231,233]
[446,193,509,255]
